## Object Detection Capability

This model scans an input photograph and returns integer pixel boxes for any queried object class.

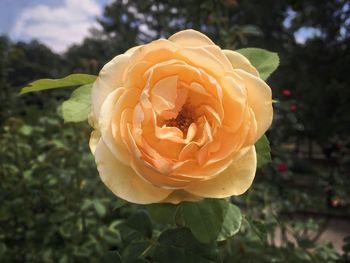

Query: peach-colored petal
[94,139,172,204]
[130,39,179,65]
[223,50,259,77]
[168,29,215,47]
[99,88,130,164]
[161,88,188,119]
[151,75,178,114]
[189,82,208,95]
[235,69,273,140]
[185,146,257,197]
[220,75,247,132]
[177,47,227,77]
[242,108,258,147]
[123,121,192,187]
[155,126,184,143]
[125,45,143,54]
[172,151,234,180]
[178,142,199,161]
[202,45,233,72]
[92,54,130,118]
[197,104,222,125]
[89,130,100,154]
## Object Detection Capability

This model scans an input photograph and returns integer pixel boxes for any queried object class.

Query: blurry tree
[0,38,67,124]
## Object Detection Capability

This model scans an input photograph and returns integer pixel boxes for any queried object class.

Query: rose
[89,29,273,204]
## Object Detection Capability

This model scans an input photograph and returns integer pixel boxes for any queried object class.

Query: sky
[0,0,112,53]
[0,0,315,54]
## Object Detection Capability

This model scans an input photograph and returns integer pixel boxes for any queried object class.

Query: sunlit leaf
[61,84,91,122]
[178,199,241,244]
[20,73,96,94]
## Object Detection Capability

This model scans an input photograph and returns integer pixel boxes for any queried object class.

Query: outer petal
[92,54,131,119]
[185,146,257,197]
[235,69,273,140]
[168,29,215,47]
[89,130,100,154]
[223,50,259,77]
[94,139,172,204]
[99,88,136,164]
[125,45,143,54]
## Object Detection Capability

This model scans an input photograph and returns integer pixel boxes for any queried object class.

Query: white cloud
[294,27,322,44]
[11,0,103,53]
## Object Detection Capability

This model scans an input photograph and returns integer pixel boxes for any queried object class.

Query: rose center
[165,105,194,134]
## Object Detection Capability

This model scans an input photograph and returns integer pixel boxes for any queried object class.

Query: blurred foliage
[1,0,350,262]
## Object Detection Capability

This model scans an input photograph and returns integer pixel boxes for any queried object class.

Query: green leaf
[153,228,220,263]
[20,73,96,94]
[101,251,122,263]
[217,203,242,241]
[93,200,107,218]
[122,241,152,262]
[179,199,227,243]
[146,203,178,225]
[120,210,153,244]
[248,219,268,243]
[61,84,92,122]
[255,135,271,168]
[236,48,279,80]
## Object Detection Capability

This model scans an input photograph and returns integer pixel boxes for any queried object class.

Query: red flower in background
[290,104,297,112]
[282,89,291,96]
[277,163,288,172]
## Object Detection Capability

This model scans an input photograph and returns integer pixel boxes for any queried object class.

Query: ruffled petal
[94,139,172,204]
[185,146,257,197]
[89,130,100,154]
[99,88,140,164]
[235,69,273,140]
[151,75,178,114]
[92,54,131,119]
[168,29,215,47]
[177,46,228,77]
[223,50,259,77]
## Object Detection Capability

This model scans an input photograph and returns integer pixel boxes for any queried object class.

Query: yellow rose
[89,29,272,204]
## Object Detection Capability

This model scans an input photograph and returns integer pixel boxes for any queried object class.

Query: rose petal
[185,146,257,197]
[235,69,273,140]
[92,54,131,119]
[220,75,247,132]
[125,45,143,54]
[169,29,215,47]
[94,139,172,204]
[151,75,178,114]
[223,50,259,77]
[89,130,100,154]
[202,45,233,72]
[99,88,130,164]
[99,88,140,164]
[177,46,228,77]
